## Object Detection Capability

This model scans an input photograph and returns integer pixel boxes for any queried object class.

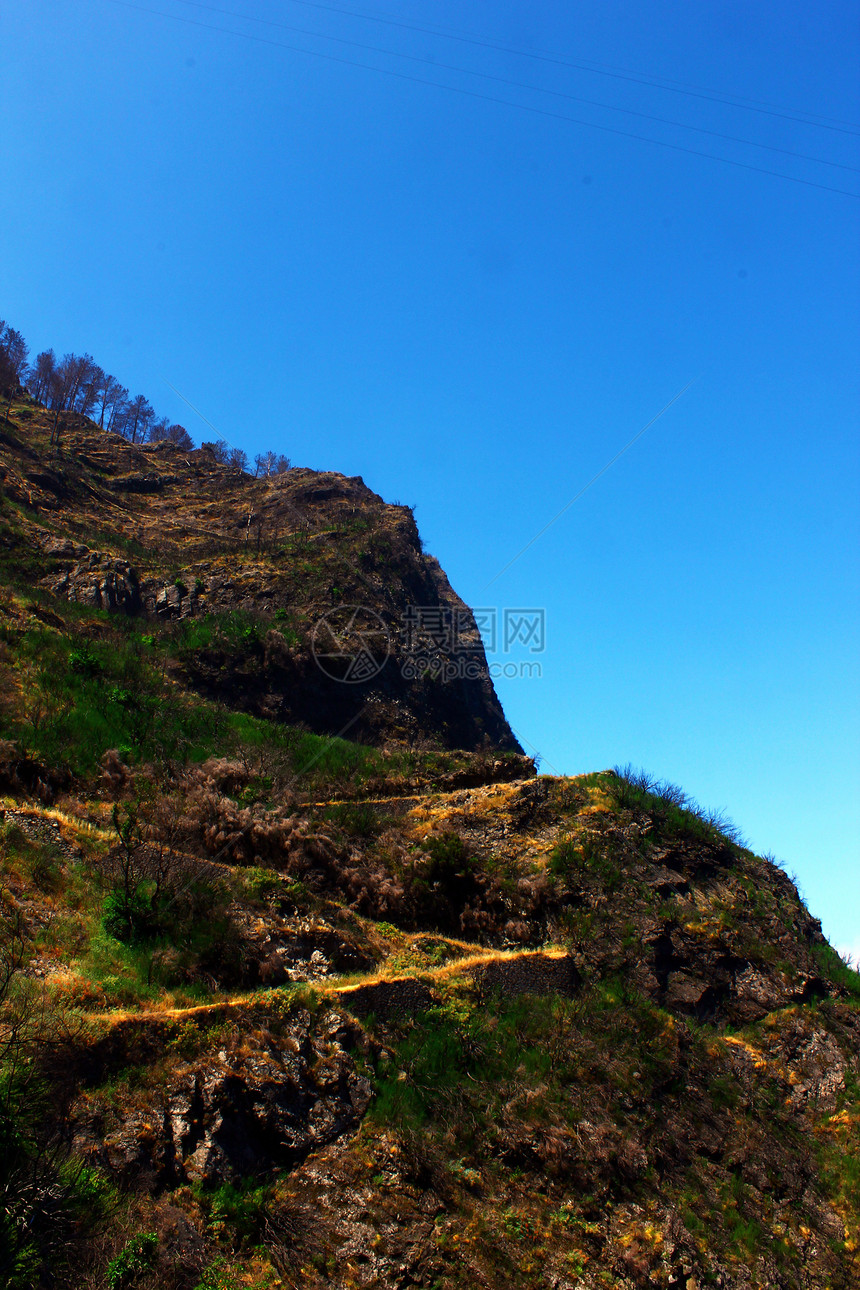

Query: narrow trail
[4,797,576,1034]
[82,945,574,1029]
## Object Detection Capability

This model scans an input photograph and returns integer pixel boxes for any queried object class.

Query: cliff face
[0,388,858,1290]
[0,401,518,752]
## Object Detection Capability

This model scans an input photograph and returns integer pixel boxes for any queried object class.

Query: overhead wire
[241,0,860,136]
[103,0,860,198]
[163,0,860,173]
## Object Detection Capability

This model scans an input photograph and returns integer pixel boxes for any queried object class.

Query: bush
[813,943,860,1001]
[193,1256,240,1290]
[411,832,480,932]
[201,1180,272,1247]
[102,887,159,944]
[68,645,100,676]
[611,764,745,848]
[106,1232,158,1288]
[548,839,578,877]
[323,801,384,838]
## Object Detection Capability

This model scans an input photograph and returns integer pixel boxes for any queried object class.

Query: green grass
[371,992,604,1136]
[0,603,414,792]
[813,943,860,1000]
[611,764,745,849]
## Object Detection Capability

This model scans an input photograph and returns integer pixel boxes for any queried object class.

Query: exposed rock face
[232,910,377,984]
[471,950,581,999]
[8,418,521,751]
[635,925,828,1025]
[41,545,142,613]
[74,1010,371,1191]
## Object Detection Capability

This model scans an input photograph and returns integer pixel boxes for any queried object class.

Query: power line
[165,0,860,174]
[551,57,860,132]
[266,0,860,137]
[102,0,860,199]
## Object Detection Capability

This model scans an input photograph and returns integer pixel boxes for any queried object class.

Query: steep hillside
[0,393,518,752]
[0,388,857,1290]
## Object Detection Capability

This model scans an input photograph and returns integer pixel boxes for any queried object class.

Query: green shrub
[193,1256,239,1290]
[106,1232,158,1288]
[237,774,273,806]
[201,1181,272,1247]
[323,801,383,838]
[421,832,472,879]
[102,888,159,944]
[548,835,620,892]
[812,943,860,1001]
[547,839,578,877]
[68,645,100,676]
[611,764,745,848]
[412,832,478,931]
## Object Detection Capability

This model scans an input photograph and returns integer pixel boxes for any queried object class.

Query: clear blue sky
[2,1,858,955]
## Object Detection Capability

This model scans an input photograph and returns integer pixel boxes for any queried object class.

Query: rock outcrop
[74,1010,372,1191]
[4,412,521,751]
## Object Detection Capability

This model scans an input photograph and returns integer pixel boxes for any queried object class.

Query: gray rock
[74,1011,371,1190]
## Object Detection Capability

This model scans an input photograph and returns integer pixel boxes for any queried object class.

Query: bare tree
[0,319,288,481]
[255,449,290,477]
[56,353,97,414]
[27,349,56,405]
[151,421,194,450]
[105,383,130,433]
[202,438,231,463]
[123,393,155,444]
[95,372,124,428]
[47,356,80,445]
[74,360,104,419]
[148,414,170,443]
[0,325,30,421]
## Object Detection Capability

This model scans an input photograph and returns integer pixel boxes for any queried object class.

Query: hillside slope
[0,388,857,1290]
[0,393,518,752]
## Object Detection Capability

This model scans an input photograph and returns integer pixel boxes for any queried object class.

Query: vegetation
[0,375,856,1288]
[1,315,288,469]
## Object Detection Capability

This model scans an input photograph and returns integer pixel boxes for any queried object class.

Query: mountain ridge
[0,395,519,753]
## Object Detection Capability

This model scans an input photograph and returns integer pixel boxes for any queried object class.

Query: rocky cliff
[0,398,518,752]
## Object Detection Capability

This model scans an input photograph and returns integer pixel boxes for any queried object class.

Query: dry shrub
[177,767,333,869]
[197,756,252,796]
[337,829,413,922]
[99,748,134,795]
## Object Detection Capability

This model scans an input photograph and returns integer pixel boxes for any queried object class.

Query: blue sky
[2,0,858,954]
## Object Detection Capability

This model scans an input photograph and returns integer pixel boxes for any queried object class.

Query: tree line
[0,317,290,476]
